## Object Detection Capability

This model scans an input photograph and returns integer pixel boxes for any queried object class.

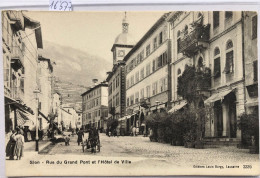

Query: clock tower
[111,12,135,65]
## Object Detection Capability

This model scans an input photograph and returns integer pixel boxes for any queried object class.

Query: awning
[5,96,34,114]
[16,110,30,126]
[38,110,50,122]
[204,89,233,105]
[168,101,187,113]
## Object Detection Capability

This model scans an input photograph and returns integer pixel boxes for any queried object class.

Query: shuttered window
[214,57,221,78]
[253,60,258,82]
[225,51,234,74]
[252,15,257,39]
[213,11,220,28]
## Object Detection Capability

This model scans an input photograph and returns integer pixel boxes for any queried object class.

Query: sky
[24,11,165,63]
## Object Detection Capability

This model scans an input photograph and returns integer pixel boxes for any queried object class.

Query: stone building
[243,11,258,114]
[167,11,246,144]
[124,13,171,133]
[38,56,53,132]
[3,11,43,134]
[106,13,135,122]
[81,81,109,130]
[76,110,82,129]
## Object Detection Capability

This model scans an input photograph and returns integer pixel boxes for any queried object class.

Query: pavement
[5,133,260,176]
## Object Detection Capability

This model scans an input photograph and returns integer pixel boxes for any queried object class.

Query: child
[64,134,70,146]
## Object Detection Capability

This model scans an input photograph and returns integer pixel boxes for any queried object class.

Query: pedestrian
[132,126,136,136]
[6,130,16,160]
[24,126,28,142]
[136,127,139,136]
[27,128,32,142]
[64,134,70,146]
[77,128,84,146]
[13,130,24,160]
[116,126,120,137]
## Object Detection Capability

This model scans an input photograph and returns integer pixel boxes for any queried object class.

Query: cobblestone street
[41,133,259,167]
[5,133,260,176]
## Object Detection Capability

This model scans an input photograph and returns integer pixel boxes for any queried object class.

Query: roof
[123,12,170,63]
[112,33,136,50]
[61,108,72,115]
[166,11,183,23]
[23,14,43,49]
[106,61,125,82]
[81,82,108,96]
[38,56,53,72]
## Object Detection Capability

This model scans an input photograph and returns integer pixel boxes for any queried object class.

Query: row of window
[126,76,168,107]
[85,109,101,120]
[126,29,167,74]
[85,97,100,110]
[83,87,102,101]
[213,40,234,79]
[213,11,233,29]
[126,51,168,89]
[108,92,120,108]
[108,73,120,95]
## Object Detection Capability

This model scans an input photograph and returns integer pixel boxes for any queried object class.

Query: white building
[124,13,171,131]
[38,56,53,132]
[63,107,77,129]
[167,11,245,143]
[81,82,109,129]
[76,110,82,129]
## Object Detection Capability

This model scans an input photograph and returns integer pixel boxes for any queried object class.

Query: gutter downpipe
[241,11,247,114]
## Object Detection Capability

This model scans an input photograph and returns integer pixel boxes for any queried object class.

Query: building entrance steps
[203,137,241,148]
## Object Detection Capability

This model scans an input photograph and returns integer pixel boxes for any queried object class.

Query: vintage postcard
[2,10,260,176]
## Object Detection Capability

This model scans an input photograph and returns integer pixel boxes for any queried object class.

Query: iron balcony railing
[179,24,210,56]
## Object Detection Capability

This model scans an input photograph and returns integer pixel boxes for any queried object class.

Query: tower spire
[122,11,128,33]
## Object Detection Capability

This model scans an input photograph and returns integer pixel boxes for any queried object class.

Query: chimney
[92,79,98,86]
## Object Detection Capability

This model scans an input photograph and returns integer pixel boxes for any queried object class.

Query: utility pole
[34,88,40,152]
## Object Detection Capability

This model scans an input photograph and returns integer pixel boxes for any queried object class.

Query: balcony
[7,11,24,31]
[179,24,210,57]
[11,46,24,71]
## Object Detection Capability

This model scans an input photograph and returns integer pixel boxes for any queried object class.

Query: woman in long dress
[77,128,84,146]
[6,130,16,160]
[13,130,24,160]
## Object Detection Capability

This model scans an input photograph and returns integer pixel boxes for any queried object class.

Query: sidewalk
[23,139,52,153]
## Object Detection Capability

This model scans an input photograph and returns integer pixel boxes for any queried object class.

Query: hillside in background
[41,41,112,109]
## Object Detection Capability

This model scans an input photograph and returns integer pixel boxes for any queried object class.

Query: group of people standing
[6,127,25,160]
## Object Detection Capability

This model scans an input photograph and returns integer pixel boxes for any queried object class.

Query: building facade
[76,110,82,129]
[38,56,53,132]
[52,92,61,127]
[106,13,135,121]
[81,82,109,129]
[168,11,246,142]
[243,11,258,114]
[106,62,126,120]
[124,13,172,132]
[60,107,72,130]
[63,107,77,130]
[3,11,43,135]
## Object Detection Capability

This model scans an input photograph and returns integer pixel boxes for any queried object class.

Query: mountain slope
[41,41,112,108]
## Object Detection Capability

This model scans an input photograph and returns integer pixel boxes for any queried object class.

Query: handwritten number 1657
[50,1,72,11]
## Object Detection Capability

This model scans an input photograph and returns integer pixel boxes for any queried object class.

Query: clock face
[118,50,125,57]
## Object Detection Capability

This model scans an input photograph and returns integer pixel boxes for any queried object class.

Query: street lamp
[33,87,40,152]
